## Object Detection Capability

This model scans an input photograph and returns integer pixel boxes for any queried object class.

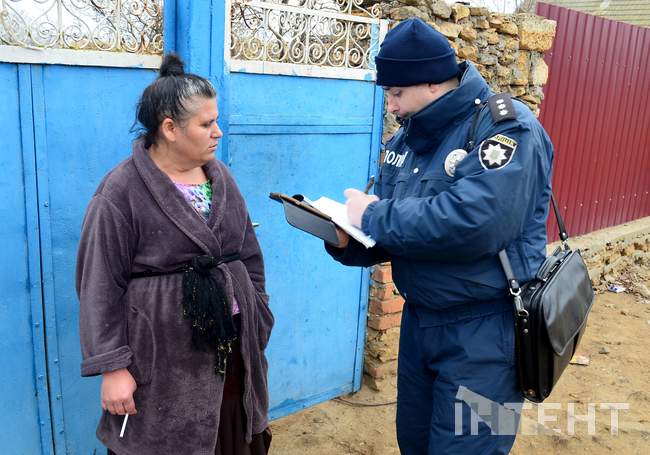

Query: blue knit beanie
[375,18,460,87]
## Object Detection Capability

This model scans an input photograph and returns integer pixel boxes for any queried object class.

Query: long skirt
[215,334,271,455]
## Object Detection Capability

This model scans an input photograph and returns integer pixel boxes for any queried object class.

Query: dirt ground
[269,265,650,454]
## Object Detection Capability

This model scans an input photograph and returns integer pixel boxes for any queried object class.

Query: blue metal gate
[220,0,386,418]
[226,73,382,418]
[2,62,159,454]
[1,0,385,452]
[1,63,52,455]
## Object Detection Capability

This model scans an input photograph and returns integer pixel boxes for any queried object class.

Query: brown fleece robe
[76,139,274,455]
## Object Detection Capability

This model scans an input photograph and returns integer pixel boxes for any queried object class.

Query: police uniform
[326,19,554,455]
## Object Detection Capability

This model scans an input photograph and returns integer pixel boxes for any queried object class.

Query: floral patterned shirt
[174,181,213,220]
[174,180,240,315]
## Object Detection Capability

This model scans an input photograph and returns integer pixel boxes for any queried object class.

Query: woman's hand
[101,368,138,415]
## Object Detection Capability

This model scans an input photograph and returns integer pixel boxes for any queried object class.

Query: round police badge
[444,149,468,177]
[479,134,517,170]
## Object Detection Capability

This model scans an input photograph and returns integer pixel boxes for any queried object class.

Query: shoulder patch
[488,93,517,122]
[478,134,517,170]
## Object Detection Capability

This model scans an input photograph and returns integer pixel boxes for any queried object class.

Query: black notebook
[269,192,376,248]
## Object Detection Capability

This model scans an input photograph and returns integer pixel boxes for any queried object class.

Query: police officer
[326,18,554,454]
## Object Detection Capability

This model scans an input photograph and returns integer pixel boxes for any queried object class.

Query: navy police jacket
[328,62,554,315]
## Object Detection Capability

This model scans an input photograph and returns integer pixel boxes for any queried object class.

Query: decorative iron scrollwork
[231,0,383,70]
[0,0,163,54]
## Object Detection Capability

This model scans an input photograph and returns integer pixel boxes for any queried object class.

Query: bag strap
[550,193,569,243]
[465,98,529,315]
[463,95,572,315]
[499,193,568,312]
[464,100,485,151]
[497,251,528,316]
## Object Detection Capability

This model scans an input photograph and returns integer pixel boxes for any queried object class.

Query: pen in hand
[363,175,376,194]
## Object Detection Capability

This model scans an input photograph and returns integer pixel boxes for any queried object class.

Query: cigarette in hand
[120,414,129,438]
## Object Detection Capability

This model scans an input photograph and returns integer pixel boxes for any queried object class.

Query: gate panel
[0,63,48,454]
[34,64,157,454]
[226,72,380,417]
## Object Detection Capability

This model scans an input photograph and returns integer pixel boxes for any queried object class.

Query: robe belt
[130,253,241,376]
[130,253,241,279]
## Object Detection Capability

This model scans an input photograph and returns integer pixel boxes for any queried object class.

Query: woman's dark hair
[134,53,216,147]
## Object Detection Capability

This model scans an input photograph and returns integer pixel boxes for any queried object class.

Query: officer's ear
[427,79,457,98]
[427,82,441,95]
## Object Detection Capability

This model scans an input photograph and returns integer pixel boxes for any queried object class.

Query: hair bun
[159,53,185,77]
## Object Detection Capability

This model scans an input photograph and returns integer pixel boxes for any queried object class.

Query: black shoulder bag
[498,195,594,402]
[465,96,594,402]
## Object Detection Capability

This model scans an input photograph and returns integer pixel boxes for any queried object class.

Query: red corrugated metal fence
[537,3,650,240]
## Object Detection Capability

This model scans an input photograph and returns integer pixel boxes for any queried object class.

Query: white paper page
[307,196,376,248]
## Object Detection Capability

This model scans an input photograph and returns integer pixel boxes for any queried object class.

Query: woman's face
[170,96,223,166]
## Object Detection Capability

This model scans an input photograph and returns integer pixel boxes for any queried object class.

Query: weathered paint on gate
[215,1,385,419]
[225,72,382,417]
[0,63,54,455]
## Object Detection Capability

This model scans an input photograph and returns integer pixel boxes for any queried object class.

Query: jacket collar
[403,61,491,155]
[132,138,226,257]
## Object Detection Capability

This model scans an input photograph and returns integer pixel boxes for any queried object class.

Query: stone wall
[568,218,650,294]
[370,1,557,140]
[363,1,558,390]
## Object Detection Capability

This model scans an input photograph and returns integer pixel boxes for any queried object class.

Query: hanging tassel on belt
[131,253,240,375]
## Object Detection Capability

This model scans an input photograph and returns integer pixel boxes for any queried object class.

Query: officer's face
[384,84,439,119]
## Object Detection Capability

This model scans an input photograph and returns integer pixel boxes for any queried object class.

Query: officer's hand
[327,227,350,249]
[344,188,379,228]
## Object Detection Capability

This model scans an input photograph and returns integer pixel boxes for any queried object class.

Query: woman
[76,54,274,455]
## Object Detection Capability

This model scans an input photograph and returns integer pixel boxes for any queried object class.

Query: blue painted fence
[0,1,384,453]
